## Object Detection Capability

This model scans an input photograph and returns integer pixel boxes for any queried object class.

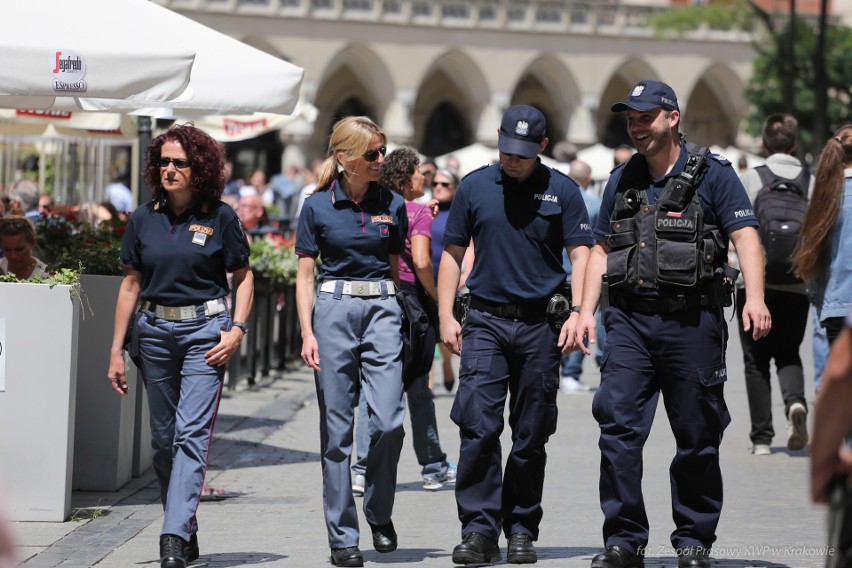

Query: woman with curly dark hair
[108,124,253,568]
[350,146,457,496]
[792,124,852,345]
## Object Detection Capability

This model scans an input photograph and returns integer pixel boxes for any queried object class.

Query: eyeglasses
[433,181,451,188]
[420,169,435,177]
[362,146,387,162]
[158,157,192,169]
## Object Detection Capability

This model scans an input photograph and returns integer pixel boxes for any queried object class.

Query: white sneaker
[352,473,365,496]
[750,444,771,456]
[560,376,591,394]
[787,402,809,451]
[423,463,457,491]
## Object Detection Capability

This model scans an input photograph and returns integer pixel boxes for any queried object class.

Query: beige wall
[159,1,760,162]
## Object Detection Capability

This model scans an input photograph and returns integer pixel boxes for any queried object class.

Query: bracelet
[231,321,249,335]
[570,305,582,313]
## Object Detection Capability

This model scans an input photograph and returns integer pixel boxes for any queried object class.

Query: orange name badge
[371,215,393,224]
[189,224,214,235]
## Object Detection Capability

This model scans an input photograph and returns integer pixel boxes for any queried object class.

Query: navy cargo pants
[592,305,731,554]
[451,308,560,542]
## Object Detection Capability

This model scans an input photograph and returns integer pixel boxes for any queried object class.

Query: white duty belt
[318,280,396,297]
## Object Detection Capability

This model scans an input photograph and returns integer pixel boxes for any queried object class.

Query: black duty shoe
[677,546,711,568]
[369,521,398,553]
[330,546,364,567]
[507,533,537,564]
[590,545,644,568]
[186,533,199,563]
[452,532,501,565]
[159,534,187,568]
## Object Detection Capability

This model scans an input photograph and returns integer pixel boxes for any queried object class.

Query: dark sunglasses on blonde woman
[433,181,451,188]
[362,146,387,162]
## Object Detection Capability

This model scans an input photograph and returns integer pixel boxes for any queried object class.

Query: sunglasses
[362,146,387,162]
[158,157,192,169]
[433,181,452,187]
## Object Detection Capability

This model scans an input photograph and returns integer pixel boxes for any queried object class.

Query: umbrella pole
[137,116,152,204]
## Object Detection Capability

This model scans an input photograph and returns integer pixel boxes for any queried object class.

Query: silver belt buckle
[163,306,181,320]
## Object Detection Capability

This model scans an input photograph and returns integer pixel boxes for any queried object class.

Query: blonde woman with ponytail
[294,116,408,567]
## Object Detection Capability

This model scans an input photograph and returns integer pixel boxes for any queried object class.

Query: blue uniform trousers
[313,289,406,549]
[135,308,229,541]
[592,305,730,554]
[451,308,560,541]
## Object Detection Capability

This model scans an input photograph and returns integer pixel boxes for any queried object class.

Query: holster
[545,282,572,333]
[600,276,610,325]
[711,265,738,308]
[453,292,470,327]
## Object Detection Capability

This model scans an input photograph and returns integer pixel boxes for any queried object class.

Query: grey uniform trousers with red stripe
[312,288,406,549]
[134,307,229,541]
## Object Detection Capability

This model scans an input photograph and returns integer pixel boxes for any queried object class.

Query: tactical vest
[606,144,727,294]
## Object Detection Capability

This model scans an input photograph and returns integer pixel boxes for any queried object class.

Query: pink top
[400,201,432,283]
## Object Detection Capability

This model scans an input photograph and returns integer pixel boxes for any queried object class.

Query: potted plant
[35,212,146,494]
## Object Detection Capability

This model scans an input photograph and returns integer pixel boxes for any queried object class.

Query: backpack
[752,165,810,285]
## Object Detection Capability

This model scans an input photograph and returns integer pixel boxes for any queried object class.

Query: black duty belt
[469,296,548,321]
[609,290,713,315]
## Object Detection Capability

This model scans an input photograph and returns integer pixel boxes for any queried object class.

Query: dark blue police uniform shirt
[443,161,593,304]
[295,177,407,281]
[594,141,758,243]
[121,198,250,305]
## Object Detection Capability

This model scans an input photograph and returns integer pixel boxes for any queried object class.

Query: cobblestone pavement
[14,313,829,567]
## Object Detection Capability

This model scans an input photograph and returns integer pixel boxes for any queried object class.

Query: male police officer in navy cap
[438,105,593,564]
[575,80,771,568]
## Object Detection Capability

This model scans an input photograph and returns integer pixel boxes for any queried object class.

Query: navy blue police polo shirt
[593,141,758,243]
[121,198,250,305]
[443,161,593,303]
[295,177,407,281]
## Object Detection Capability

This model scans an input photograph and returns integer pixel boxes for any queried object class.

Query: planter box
[0,282,80,521]
[72,275,141,491]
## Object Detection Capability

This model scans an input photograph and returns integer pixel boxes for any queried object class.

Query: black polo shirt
[295,177,407,281]
[443,161,593,303]
[121,198,250,305]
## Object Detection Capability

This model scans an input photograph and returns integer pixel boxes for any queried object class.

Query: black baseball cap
[611,80,679,113]
[498,105,546,159]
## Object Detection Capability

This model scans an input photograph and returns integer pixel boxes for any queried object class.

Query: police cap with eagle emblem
[498,105,547,159]
[611,80,679,113]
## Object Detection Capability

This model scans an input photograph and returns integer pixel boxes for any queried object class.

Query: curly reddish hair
[143,124,225,203]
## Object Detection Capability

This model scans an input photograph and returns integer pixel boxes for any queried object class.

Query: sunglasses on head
[158,157,192,169]
[433,181,451,187]
[362,146,387,162]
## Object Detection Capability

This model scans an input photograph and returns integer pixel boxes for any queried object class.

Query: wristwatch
[231,321,249,335]
[570,305,582,314]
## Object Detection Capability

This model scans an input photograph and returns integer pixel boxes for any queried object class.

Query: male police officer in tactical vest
[574,80,771,568]
[438,105,593,565]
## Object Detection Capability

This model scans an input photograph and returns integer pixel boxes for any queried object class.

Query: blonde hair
[316,116,386,191]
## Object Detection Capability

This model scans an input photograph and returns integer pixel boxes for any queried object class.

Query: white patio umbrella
[186,102,319,143]
[84,1,304,116]
[3,0,302,116]
[577,144,617,180]
[1,1,195,110]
